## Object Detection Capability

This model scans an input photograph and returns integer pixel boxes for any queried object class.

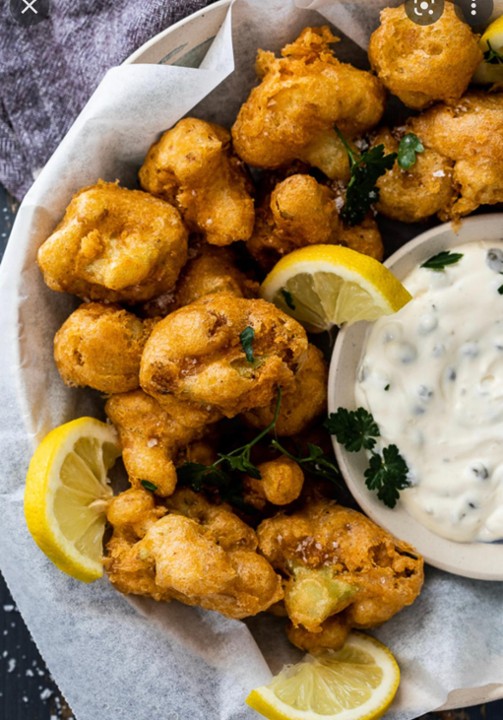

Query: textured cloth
[0,0,217,200]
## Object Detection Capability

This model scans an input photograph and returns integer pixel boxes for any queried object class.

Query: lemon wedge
[473,15,503,84]
[24,417,121,583]
[246,632,400,720]
[260,245,411,332]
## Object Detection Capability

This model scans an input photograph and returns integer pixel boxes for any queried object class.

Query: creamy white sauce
[355,240,503,543]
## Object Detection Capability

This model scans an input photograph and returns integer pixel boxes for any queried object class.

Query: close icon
[9,0,50,27]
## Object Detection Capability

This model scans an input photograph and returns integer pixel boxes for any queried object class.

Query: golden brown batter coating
[37,181,188,304]
[337,216,384,261]
[105,390,219,497]
[139,118,255,246]
[231,26,385,178]
[53,303,154,394]
[409,92,503,217]
[105,488,283,618]
[243,457,305,510]
[140,293,308,418]
[246,174,340,271]
[257,500,424,648]
[244,344,327,437]
[372,128,455,223]
[368,2,482,110]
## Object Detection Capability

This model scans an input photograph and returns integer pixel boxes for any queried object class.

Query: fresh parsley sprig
[178,389,342,503]
[397,133,424,170]
[325,407,410,508]
[421,250,463,271]
[240,326,255,364]
[336,128,397,226]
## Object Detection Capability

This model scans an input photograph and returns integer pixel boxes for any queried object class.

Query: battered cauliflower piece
[231,26,385,178]
[257,500,424,648]
[243,457,305,510]
[244,344,327,436]
[409,92,503,217]
[140,293,308,418]
[105,488,283,619]
[337,216,384,261]
[53,303,155,394]
[37,181,188,304]
[368,2,482,110]
[105,390,220,497]
[371,128,455,223]
[246,174,340,271]
[139,118,255,246]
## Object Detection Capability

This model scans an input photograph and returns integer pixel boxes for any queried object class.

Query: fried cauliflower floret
[140,293,308,418]
[246,174,340,270]
[105,390,219,497]
[53,303,155,394]
[371,128,455,223]
[337,216,384,261]
[231,26,385,178]
[257,500,424,648]
[105,488,283,618]
[244,344,327,436]
[139,118,255,246]
[243,457,305,510]
[368,2,482,110]
[409,92,503,217]
[37,181,188,304]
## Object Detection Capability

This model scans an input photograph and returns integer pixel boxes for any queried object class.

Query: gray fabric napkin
[0,0,217,200]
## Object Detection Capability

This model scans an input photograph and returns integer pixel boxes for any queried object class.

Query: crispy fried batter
[246,174,340,271]
[372,128,455,223]
[140,293,308,417]
[105,488,283,618]
[54,303,155,394]
[105,390,219,497]
[244,457,305,510]
[244,344,327,436]
[368,2,482,110]
[337,216,384,261]
[37,181,188,303]
[139,118,255,246]
[231,27,385,178]
[257,500,424,648]
[409,92,503,218]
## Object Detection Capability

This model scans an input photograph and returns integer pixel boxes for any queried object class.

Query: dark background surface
[0,184,502,719]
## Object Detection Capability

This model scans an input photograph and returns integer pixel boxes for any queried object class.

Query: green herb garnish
[178,390,342,504]
[240,326,255,363]
[498,284,503,295]
[421,250,463,271]
[325,407,410,508]
[140,480,158,492]
[397,133,424,170]
[336,128,397,227]
[281,288,296,310]
[483,40,503,65]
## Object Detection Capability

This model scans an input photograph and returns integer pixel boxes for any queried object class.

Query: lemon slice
[260,245,411,332]
[473,15,503,84]
[24,417,121,583]
[246,632,400,720]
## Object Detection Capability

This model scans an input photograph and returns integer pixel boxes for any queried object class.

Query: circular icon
[453,0,494,27]
[9,0,50,27]
[405,0,445,25]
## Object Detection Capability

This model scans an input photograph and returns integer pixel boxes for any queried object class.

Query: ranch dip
[355,240,503,543]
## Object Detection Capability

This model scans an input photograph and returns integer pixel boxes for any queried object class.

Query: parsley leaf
[325,407,410,508]
[364,445,410,508]
[397,133,424,170]
[484,40,503,65]
[421,250,463,271]
[336,128,397,226]
[240,326,255,363]
[324,407,379,452]
[140,480,158,492]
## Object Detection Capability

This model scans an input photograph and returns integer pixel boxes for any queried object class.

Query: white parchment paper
[0,1,502,719]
